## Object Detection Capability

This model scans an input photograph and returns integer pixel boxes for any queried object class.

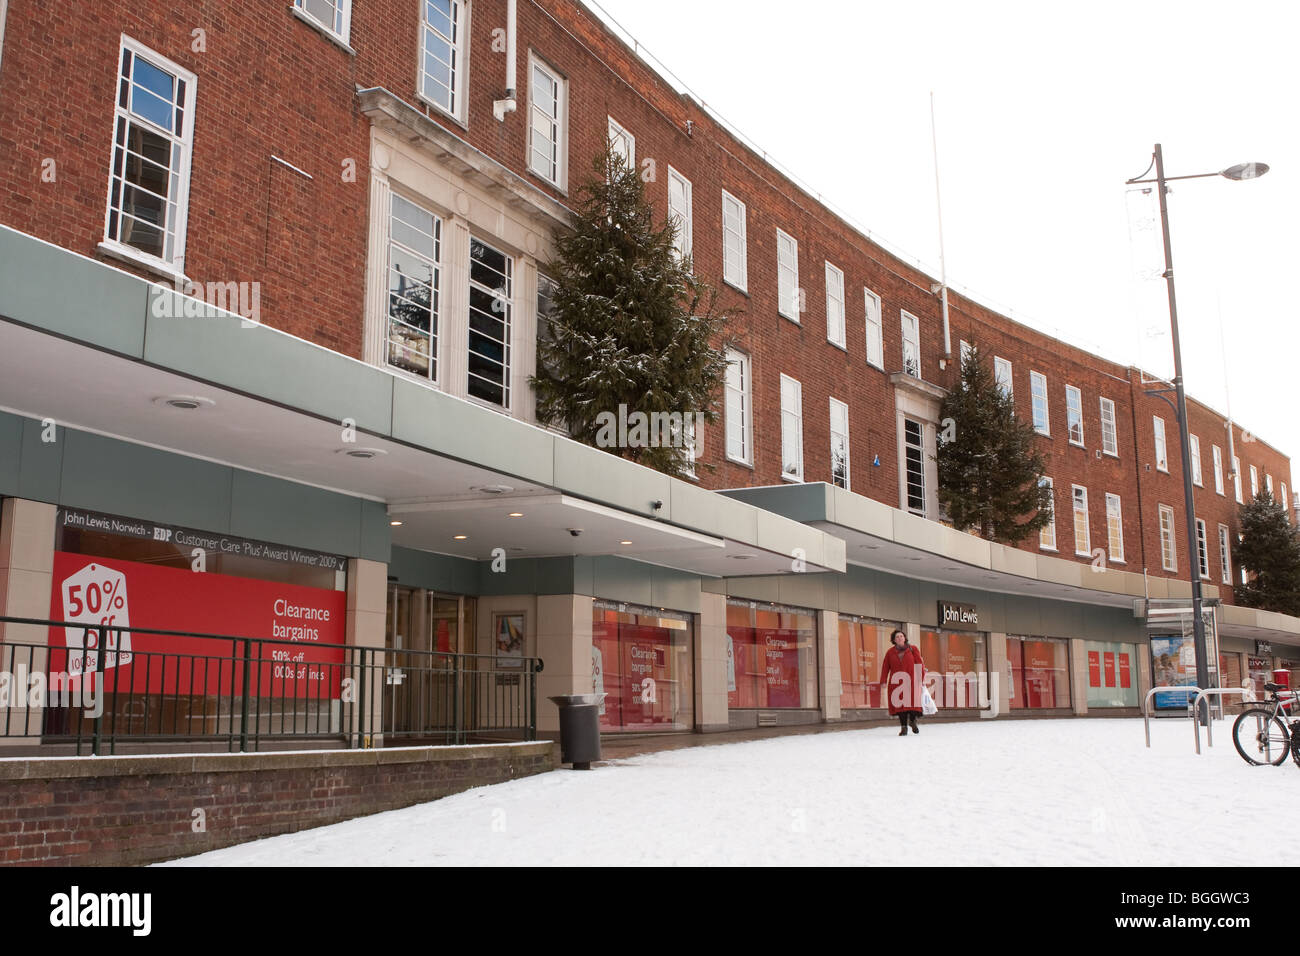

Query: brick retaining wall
[0,741,556,866]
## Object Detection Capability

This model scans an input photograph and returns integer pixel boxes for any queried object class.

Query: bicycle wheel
[1233,707,1290,766]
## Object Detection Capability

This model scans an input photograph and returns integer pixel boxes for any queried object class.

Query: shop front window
[592,602,694,732]
[726,600,818,709]
[838,615,899,711]
[1006,636,1072,709]
[1084,640,1139,708]
[918,629,987,709]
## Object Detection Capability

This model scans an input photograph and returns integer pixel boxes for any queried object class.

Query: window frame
[466,235,514,411]
[1099,397,1118,457]
[903,417,926,517]
[607,115,635,169]
[825,261,846,350]
[1071,484,1090,557]
[1039,477,1057,551]
[1218,523,1232,584]
[666,166,693,264]
[780,373,804,482]
[292,0,353,46]
[721,190,748,293]
[418,0,470,124]
[994,356,1013,401]
[101,36,199,279]
[724,348,753,467]
[526,52,567,190]
[1187,433,1202,487]
[1030,371,1050,436]
[900,310,921,379]
[1196,518,1210,580]
[829,396,850,490]
[1153,416,1169,472]
[776,228,800,322]
[1158,504,1177,572]
[1212,444,1225,495]
[383,191,443,386]
[1250,464,1259,499]
[864,288,883,370]
[1105,492,1124,563]
[1065,385,1085,446]
[1233,456,1243,503]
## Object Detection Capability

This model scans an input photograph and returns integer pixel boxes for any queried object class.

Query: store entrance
[384,586,476,738]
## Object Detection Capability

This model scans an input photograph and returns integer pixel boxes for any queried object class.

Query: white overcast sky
[589,0,1299,467]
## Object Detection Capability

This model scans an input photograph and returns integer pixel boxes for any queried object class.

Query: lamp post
[1126,145,1268,723]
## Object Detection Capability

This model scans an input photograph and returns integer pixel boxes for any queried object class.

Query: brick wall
[0,0,1290,596]
[0,741,555,865]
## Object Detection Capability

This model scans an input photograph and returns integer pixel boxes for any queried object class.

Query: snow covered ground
[161,718,1296,866]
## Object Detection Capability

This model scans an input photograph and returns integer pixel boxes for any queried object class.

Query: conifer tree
[1235,490,1300,615]
[936,345,1054,544]
[531,141,732,478]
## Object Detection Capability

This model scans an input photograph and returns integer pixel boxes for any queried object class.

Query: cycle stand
[1190,687,1252,754]
[1143,685,1254,754]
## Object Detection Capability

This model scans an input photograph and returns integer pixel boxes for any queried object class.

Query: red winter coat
[879,644,927,715]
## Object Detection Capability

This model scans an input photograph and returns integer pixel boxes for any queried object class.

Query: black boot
[909,712,920,734]
[898,714,908,736]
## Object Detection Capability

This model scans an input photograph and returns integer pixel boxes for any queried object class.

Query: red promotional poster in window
[1119,653,1131,688]
[46,551,345,697]
[1088,650,1101,687]
[1103,652,1116,687]
[764,629,802,708]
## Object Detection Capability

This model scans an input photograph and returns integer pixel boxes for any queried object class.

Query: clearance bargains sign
[48,552,346,697]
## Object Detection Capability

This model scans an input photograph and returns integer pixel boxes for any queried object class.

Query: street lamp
[1126,144,1268,723]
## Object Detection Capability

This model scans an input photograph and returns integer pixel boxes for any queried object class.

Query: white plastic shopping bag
[921,685,938,716]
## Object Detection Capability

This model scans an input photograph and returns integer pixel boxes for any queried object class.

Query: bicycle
[1231,683,1299,766]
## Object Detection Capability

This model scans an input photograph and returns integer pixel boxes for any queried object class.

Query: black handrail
[0,616,539,754]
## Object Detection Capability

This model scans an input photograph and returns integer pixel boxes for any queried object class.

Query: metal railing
[1142,684,1257,754]
[0,616,539,754]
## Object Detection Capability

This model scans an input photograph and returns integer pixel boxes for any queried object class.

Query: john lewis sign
[939,601,979,628]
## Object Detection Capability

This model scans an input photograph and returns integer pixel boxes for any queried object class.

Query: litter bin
[548,693,606,770]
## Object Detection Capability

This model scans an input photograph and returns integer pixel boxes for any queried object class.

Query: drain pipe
[492,0,518,121]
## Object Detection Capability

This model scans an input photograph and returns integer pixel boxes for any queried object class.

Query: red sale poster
[1103,652,1116,688]
[1088,651,1101,687]
[47,552,345,697]
[1119,653,1131,689]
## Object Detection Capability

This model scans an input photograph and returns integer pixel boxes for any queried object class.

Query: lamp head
[1220,162,1269,181]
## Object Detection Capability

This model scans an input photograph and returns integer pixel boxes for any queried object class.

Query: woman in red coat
[879,629,926,735]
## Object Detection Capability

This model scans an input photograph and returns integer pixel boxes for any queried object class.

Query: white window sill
[1038,544,1057,553]
[1069,439,1086,448]
[1035,428,1051,438]
[866,360,885,373]
[1156,466,1169,474]
[725,454,755,470]
[1109,557,1126,565]
[418,90,469,132]
[780,312,801,326]
[526,166,568,197]
[723,278,749,297]
[1075,550,1092,559]
[1103,450,1120,459]
[288,6,356,55]
[828,339,848,353]
[97,241,186,284]
[781,472,803,484]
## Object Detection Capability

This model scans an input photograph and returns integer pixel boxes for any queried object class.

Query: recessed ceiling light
[454,534,468,540]
[153,395,215,410]
[730,554,754,560]
[473,484,514,495]
[620,540,633,545]
[508,512,524,518]
[390,520,403,527]
[336,447,389,459]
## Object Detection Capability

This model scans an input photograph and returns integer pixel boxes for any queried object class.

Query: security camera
[568,528,583,537]
[651,500,663,511]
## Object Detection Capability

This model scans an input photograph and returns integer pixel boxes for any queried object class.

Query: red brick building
[1,0,1297,752]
